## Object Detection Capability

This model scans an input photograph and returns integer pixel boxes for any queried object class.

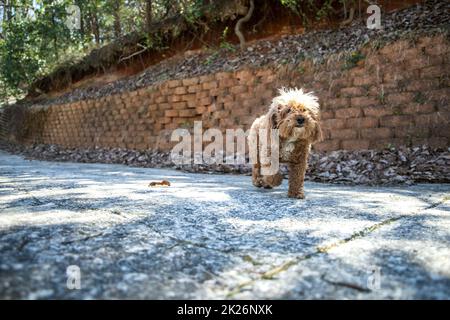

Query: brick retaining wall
[1,34,448,152]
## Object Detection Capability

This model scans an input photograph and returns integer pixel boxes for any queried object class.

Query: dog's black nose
[296,117,305,126]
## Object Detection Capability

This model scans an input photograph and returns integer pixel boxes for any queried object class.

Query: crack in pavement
[225,199,448,298]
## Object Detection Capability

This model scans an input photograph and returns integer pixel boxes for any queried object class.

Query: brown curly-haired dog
[248,88,322,199]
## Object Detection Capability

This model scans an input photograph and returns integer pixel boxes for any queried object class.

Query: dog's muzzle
[296,116,305,127]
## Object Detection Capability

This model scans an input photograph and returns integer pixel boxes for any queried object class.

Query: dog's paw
[288,191,305,199]
[252,178,263,188]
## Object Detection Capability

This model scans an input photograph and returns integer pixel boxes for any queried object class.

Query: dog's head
[268,88,322,143]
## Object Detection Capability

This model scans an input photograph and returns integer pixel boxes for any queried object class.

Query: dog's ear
[311,121,323,143]
[270,112,278,129]
[269,106,281,129]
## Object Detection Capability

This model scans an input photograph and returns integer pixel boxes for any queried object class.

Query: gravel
[1,142,448,185]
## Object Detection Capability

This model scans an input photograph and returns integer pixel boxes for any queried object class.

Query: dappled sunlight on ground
[0,151,449,299]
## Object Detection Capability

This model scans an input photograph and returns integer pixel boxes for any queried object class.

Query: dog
[248,88,322,199]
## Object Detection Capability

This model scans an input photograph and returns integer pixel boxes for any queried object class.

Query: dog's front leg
[288,144,310,198]
[287,163,306,199]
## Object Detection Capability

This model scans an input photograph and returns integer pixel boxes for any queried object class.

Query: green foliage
[219,27,235,52]
[180,0,205,25]
[0,0,82,103]
[279,0,344,22]
[343,51,365,69]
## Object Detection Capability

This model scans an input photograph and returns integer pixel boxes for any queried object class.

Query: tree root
[234,0,255,50]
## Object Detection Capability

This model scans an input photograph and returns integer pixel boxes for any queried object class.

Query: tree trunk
[235,0,255,50]
[5,0,13,21]
[75,0,85,39]
[92,14,100,44]
[113,0,121,38]
[145,0,152,32]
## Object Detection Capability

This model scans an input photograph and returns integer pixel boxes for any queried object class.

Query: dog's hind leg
[261,169,283,189]
[252,163,263,188]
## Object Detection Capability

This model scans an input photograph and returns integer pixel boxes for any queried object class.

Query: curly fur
[248,88,322,199]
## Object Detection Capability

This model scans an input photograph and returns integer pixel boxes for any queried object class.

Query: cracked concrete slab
[0,150,449,299]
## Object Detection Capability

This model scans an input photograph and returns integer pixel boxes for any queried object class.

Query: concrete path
[0,150,449,299]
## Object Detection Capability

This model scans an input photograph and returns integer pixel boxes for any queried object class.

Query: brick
[165,110,178,117]
[219,118,236,128]
[161,115,173,124]
[199,97,212,106]
[341,139,370,150]
[255,69,273,78]
[415,113,449,127]
[213,110,230,119]
[219,78,235,88]
[188,84,202,93]
[167,80,182,88]
[428,89,449,103]
[353,76,375,87]
[431,125,450,138]
[322,119,346,130]
[386,93,414,105]
[340,87,365,97]
[380,115,414,127]
[335,107,362,119]
[351,96,378,107]
[215,72,232,80]
[182,77,199,86]
[424,43,448,56]
[180,93,195,102]
[402,103,435,115]
[173,102,187,110]
[196,90,209,99]
[209,88,221,97]
[406,79,440,92]
[242,98,260,109]
[155,96,167,103]
[196,106,208,114]
[202,81,218,90]
[179,109,197,118]
[158,103,170,110]
[360,127,392,139]
[231,107,250,116]
[174,87,187,95]
[420,66,444,79]
[393,126,426,138]
[223,101,235,110]
[425,137,449,148]
[363,106,393,118]
[199,74,215,83]
[330,129,357,140]
[169,94,182,102]
[346,117,378,128]
[230,85,248,95]
[235,70,253,83]
[313,139,341,152]
[217,94,234,104]
[323,97,349,109]
[321,110,334,120]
